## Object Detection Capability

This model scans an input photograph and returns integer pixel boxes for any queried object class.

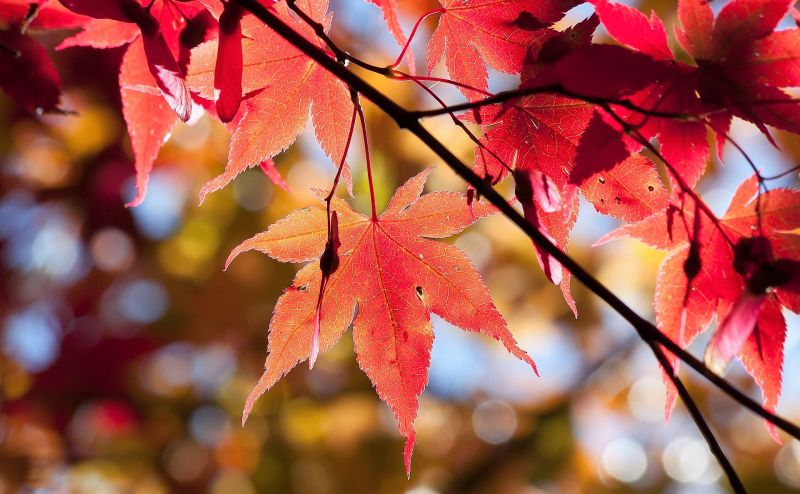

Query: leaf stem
[313,100,358,369]
[391,71,494,98]
[402,75,512,176]
[354,95,378,221]
[325,100,358,208]
[20,3,39,34]
[0,43,20,58]
[388,7,444,70]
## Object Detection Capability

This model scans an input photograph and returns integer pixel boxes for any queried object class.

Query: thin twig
[762,164,800,181]
[409,83,693,121]
[403,75,512,176]
[286,0,391,75]
[645,339,746,492]
[411,86,800,122]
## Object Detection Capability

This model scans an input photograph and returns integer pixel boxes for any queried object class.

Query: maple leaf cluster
[2,0,800,475]
[464,0,800,444]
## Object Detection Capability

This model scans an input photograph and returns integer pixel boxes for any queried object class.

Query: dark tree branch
[285,0,391,75]
[409,83,693,121]
[234,0,800,448]
[234,0,800,489]
[410,87,800,121]
[644,339,745,492]
[762,164,800,181]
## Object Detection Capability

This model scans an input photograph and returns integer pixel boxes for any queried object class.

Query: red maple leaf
[0,0,87,29]
[57,0,214,206]
[453,12,672,312]
[599,176,800,440]
[427,0,576,100]
[0,28,63,113]
[211,1,244,122]
[58,0,206,120]
[534,24,706,192]
[583,0,800,191]
[676,0,800,139]
[472,67,668,310]
[187,0,353,201]
[577,2,704,189]
[582,0,708,187]
[192,0,255,123]
[226,169,537,474]
[0,0,91,113]
[118,36,183,207]
[195,0,410,128]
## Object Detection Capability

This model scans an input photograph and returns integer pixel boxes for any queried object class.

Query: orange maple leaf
[227,169,537,474]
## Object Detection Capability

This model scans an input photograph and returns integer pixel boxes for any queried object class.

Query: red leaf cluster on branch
[2,0,800,478]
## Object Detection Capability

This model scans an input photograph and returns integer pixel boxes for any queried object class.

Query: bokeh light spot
[662,437,721,484]
[601,437,647,484]
[125,170,188,240]
[627,375,666,422]
[3,304,61,372]
[190,405,232,447]
[210,470,256,494]
[472,400,517,444]
[163,439,210,483]
[233,171,273,211]
[90,228,135,273]
[117,279,169,324]
[775,440,800,487]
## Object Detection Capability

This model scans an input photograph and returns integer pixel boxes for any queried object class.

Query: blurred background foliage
[1,0,800,493]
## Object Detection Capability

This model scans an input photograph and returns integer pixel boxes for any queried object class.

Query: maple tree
[2,0,800,490]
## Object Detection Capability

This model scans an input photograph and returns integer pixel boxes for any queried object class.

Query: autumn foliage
[2,0,800,479]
